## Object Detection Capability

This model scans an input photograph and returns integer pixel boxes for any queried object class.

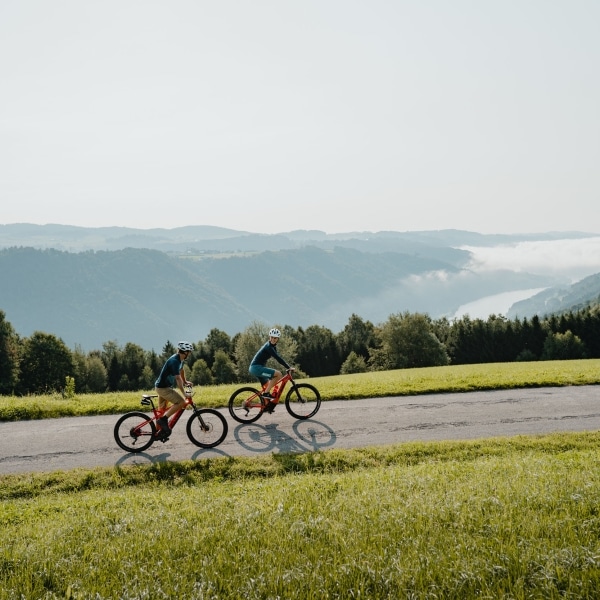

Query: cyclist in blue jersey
[249,328,292,411]
[154,341,193,438]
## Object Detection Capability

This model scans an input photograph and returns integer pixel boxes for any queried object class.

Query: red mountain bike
[114,385,228,452]
[228,368,321,424]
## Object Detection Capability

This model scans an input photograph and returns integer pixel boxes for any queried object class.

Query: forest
[1,302,600,396]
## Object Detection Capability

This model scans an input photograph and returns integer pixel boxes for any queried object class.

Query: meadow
[1,360,600,598]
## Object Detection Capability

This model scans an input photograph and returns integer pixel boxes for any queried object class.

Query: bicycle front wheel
[228,387,263,424]
[114,411,156,453]
[285,383,321,420]
[186,409,228,448]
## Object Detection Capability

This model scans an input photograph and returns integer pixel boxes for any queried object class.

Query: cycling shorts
[249,365,276,385]
[155,387,184,407]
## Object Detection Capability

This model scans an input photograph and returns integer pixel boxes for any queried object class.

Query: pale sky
[1,0,599,235]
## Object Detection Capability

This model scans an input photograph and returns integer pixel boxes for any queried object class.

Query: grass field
[1,360,600,598]
[2,433,600,598]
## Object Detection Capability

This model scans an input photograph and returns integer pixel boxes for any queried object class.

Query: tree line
[1,304,599,396]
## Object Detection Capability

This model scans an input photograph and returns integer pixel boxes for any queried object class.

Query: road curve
[1,385,599,475]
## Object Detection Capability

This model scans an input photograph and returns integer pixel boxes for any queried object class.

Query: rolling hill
[1,225,597,351]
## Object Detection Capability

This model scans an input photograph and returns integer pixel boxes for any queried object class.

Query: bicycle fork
[191,405,210,432]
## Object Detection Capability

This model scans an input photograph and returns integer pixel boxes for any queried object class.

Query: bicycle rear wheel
[186,409,228,448]
[285,383,321,420]
[114,411,156,453]
[228,387,263,423]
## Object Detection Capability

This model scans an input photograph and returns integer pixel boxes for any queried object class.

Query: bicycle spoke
[113,412,155,453]
[285,383,321,420]
[228,387,264,424]
[186,410,228,448]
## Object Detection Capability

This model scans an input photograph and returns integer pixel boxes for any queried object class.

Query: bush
[340,351,368,374]
[515,349,537,362]
[541,331,587,360]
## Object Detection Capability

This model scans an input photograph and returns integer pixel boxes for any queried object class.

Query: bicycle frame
[140,394,193,434]
[252,370,294,410]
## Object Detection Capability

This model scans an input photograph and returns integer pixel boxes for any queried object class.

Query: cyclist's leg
[155,388,183,435]
[156,388,185,416]
[249,365,277,395]
[156,388,169,411]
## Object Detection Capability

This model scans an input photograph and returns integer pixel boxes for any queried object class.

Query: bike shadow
[113,419,336,468]
[233,419,336,454]
[114,451,172,468]
[114,446,230,468]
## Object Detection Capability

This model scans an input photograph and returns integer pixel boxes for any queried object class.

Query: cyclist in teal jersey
[249,328,291,409]
[154,341,193,437]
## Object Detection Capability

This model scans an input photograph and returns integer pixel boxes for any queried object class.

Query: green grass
[2,433,600,598]
[2,360,600,598]
[2,358,600,421]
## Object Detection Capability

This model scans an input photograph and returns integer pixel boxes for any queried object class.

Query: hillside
[0,236,559,350]
[2,225,599,351]
[508,272,600,318]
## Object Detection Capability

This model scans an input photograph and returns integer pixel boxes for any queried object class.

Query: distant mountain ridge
[0,224,598,350]
[1,223,596,254]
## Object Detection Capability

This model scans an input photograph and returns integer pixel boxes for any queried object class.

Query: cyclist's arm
[271,348,291,370]
[174,373,183,393]
[175,371,189,395]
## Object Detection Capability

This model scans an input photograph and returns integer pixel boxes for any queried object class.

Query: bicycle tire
[114,411,156,453]
[186,409,228,448]
[285,383,321,420]
[228,387,264,424]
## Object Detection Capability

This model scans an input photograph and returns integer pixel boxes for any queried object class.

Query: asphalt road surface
[1,385,599,475]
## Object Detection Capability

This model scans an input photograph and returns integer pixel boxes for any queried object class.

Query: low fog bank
[320,269,555,331]
[460,237,600,282]
[319,237,600,329]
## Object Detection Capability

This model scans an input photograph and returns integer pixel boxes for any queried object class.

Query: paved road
[1,385,599,475]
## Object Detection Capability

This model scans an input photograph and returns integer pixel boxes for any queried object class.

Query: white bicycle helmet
[177,341,194,352]
[269,328,281,338]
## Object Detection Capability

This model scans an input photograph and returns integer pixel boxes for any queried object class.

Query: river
[452,287,547,320]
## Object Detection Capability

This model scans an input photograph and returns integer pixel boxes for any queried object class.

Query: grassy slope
[1,360,600,598]
[2,433,600,598]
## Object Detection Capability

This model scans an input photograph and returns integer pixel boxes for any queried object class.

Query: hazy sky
[2,0,598,235]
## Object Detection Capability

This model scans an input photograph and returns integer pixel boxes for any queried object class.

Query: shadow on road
[233,419,336,453]
[113,419,336,468]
